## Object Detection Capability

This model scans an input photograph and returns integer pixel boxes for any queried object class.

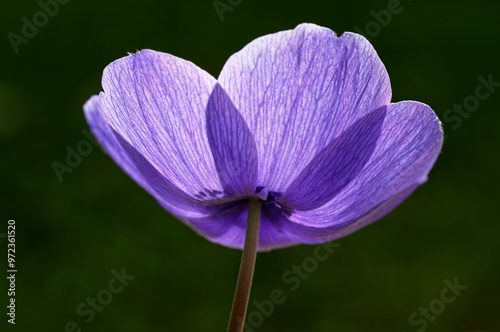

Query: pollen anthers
[255,186,285,202]
[193,186,283,203]
[256,186,293,217]
[192,186,289,213]
[194,188,224,200]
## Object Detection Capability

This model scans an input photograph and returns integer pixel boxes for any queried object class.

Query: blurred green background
[1,0,499,331]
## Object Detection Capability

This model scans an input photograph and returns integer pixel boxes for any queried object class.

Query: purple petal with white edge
[282,106,386,211]
[218,23,392,193]
[99,49,223,199]
[276,101,443,243]
[206,84,258,197]
[84,95,216,219]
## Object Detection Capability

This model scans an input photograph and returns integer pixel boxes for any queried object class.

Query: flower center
[193,187,294,217]
[256,187,293,217]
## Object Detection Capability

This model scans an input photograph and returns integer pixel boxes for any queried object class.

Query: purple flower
[84,23,442,251]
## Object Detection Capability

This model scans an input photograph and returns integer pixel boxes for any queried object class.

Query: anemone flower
[84,23,443,332]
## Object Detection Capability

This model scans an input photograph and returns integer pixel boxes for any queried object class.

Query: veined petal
[218,23,391,193]
[84,95,151,191]
[206,84,258,197]
[112,129,229,216]
[282,106,386,211]
[99,49,223,198]
[271,183,420,244]
[83,95,214,218]
[279,101,443,242]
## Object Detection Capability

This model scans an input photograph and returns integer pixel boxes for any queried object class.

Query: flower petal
[112,129,230,216]
[282,106,386,211]
[84,95,150,191]
[84,95,215,218]
[206,84,258,197]
[218,23,391,193]
[271,183,421,244]
[279,101,443,242]
[85,94,297,250]
[99,49,222,198]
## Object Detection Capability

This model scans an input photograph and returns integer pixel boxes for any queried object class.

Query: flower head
[84,23,442,251]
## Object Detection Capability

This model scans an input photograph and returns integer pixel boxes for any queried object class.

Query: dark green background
[1,0,499,331]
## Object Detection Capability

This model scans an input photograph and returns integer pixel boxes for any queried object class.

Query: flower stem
[227,198,262,332]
